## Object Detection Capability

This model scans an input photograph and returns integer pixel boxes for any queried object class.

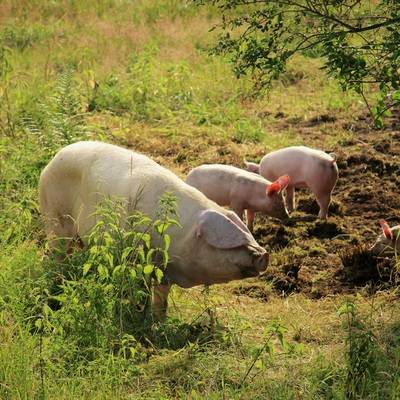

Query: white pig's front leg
[153,283,171,320]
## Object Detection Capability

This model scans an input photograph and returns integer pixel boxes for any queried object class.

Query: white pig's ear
[379,219,393,240]
[196,209,250,249]
[266,175,290,196]
[226,211,252,234]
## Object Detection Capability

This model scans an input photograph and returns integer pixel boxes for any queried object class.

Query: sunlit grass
[0,1,399,399]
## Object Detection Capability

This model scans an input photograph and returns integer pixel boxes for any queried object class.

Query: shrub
[29,194,180,369]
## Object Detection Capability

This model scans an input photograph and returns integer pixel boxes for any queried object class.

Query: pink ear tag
[266,181,280,196]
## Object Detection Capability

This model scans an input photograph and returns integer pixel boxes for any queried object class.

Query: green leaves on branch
[204,0,400,126]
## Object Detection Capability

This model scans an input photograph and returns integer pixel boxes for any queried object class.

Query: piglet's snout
[254,250,269,273]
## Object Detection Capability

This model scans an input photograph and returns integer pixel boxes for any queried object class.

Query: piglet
[370,219,400,255]
[245,146,338,219]
[186,164,289,231]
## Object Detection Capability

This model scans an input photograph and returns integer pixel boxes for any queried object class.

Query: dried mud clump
[254,224,293,249]
[307,220,345,239]
[339,244,398,286]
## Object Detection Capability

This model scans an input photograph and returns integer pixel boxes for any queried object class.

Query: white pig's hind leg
[285,186,295,212]
[315,192,331,220]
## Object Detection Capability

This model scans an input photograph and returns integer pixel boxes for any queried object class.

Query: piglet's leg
[285,186,295,212]
[153,283,171,320]
[246,209,255,232]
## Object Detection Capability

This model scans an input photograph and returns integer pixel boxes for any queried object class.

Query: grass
[1,0,400,399]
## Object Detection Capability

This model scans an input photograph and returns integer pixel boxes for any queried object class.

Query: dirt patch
[307,220,345,239]
[297,196,343,216]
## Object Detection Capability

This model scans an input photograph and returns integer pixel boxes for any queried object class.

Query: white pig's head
[166,209,268,288]
[264,175,290,220]
[370,219,400,256]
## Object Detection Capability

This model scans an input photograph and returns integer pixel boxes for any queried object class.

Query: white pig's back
[186,164,239,206]
[40,141,219,237]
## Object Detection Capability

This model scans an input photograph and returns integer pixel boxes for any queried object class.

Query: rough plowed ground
[123,111,400,299]
[254,112,400,297]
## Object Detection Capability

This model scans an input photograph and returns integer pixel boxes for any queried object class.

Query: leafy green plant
[45,67,85,147]
[240,319,302,387]
[231,118,263,144]
[86,73,131,115]
[0,192,182,395]
[20,66,85,153]
[128,45,170,121]
[21,192,180,381]
[339,301,380,399]
[0,44,15,137]
[0,25,50,51]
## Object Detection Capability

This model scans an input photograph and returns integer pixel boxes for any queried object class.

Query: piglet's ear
[266,175,290,196]
[379,219,393,240]
[196,209,251,249]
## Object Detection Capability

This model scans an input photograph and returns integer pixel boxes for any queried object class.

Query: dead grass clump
[339,244,397,286]
[231,280,272,301]
[262,251,303,295]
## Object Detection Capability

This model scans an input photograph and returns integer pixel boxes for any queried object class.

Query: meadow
[0,1,400,399]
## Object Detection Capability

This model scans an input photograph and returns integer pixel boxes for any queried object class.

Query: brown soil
[122,111,400,298]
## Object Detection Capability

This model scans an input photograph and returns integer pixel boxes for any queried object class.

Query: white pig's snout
[254,250,269,273]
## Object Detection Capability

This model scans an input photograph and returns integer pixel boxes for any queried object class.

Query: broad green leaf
[144,264,154,275]
[122,247,132,262]
[163,234,170,251]
[155,268,164,283]
[112,264,122,278]
[141,233,151,249]
[97,264,109,279]
[106,253,114,267]
[83,263,91,276]
[146,248,155,264]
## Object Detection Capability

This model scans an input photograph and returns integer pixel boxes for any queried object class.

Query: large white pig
[39,141,268,318]
[245,146,338,219]
[370,219,400,255]
[186,164,289,231]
